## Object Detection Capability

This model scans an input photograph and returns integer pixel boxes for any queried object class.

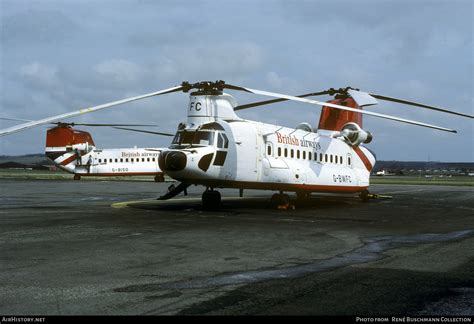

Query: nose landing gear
[202,188,221,210]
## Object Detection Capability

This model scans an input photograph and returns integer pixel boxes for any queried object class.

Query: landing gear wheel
[202,190,221,210]
[154,174,165,182]
[359,189,370,202]
[73,174,81,181]
[270,193,291,209]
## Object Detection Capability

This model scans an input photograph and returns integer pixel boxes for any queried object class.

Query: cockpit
[170,122,228,149]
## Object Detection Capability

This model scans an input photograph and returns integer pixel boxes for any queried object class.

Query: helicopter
[1,118,171,181]
[1,80,472,209]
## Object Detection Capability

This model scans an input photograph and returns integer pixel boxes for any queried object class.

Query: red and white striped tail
[45,126,95,172]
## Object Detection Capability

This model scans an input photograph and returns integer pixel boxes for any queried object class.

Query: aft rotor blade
[235,90,331,111]
[112,127,174,137]
[227,85,457,133]
[369,93,473,119]
[0,85,183,137]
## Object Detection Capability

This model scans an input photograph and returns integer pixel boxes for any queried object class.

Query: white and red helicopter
[1,118,170,181]
[1,80,472,208]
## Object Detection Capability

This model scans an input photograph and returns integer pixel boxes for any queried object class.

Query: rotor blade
[227,84,457,133]
[54,123,159,127]
[0,85,183,137]
[369,93,473,119]
[0,117,32,122]
[112,127,174,137]
[234,90,331,111]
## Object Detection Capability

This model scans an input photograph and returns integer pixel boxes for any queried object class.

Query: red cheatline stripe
[352,146,373,172]
[173,178,368,193]
[59,154,78,166]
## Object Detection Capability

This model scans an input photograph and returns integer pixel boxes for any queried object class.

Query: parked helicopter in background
[1,80,472,209]
[1,118,171,181]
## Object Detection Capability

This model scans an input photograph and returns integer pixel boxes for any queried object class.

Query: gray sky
[1,0,472,161]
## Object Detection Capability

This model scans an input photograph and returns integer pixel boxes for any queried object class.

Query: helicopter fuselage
[160,119,375,194]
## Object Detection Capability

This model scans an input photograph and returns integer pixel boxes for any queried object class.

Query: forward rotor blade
[55,123,159,127]
[0,117,32,122]
[0,85,183,137]
[112,127,174,137]
[234,90,331,111]
[227,85,457,133]
[369,93,473,119]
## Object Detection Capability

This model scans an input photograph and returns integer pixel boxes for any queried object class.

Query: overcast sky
[0,0,472,161]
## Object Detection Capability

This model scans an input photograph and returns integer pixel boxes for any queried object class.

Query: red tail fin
[318,97,362,131]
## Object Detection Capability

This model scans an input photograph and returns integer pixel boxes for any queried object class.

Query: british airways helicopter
[1,80,472,209]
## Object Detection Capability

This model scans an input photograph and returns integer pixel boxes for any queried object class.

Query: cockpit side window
[217,133,229,149]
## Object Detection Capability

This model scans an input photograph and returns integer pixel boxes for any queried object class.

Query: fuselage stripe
[352,146,373,172]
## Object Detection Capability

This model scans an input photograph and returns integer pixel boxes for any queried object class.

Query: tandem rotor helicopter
[1,80,472,209]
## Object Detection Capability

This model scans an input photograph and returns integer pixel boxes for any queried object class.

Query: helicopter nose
[159,151,187,172]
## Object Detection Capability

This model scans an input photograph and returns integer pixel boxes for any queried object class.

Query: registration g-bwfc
[1,80,472,209]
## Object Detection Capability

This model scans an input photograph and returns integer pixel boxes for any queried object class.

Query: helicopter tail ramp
[45,126,95,170]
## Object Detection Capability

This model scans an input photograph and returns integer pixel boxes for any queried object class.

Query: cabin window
[98,159,101,163]
[297,150,300,159]
[267,145,272,156]
[153,158,156,162]
[320,153,323,162]
[324,154,327,163]
[114,159,118,163]
[147,158,150,162]
[308,152,311,160]
[284,148,288,157]
[120,158,123,162]
[290,149,294,158]
[348,156,351,165]
[330,155,333,163]
[278,147,281,157]
[125,158,128,162]
[340,156,343,164]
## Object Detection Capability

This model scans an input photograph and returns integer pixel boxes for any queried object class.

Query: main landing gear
[73,174,81,180]
[270,193,292,209]
[202,188,221,210]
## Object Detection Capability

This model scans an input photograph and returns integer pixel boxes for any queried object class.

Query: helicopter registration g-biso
[1,80,472,209]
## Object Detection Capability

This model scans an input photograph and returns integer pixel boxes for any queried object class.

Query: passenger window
[320,153,323,162]
[125,158,129,162]
[147,158,150,162]
[120,158,123,162]
[291,149,294,158]
[284,148,288,157]
[330,155,333,163]
[348,157,351,165]
[308,152,311,160]
[278,147,281,157]
[297,150,300,159]
[115,158,118,163]
[153,158,156,162]
[98,159,101,163]
[267,145,272,156]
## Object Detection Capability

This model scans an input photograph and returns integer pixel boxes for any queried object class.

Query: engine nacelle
[338,122,373,146]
